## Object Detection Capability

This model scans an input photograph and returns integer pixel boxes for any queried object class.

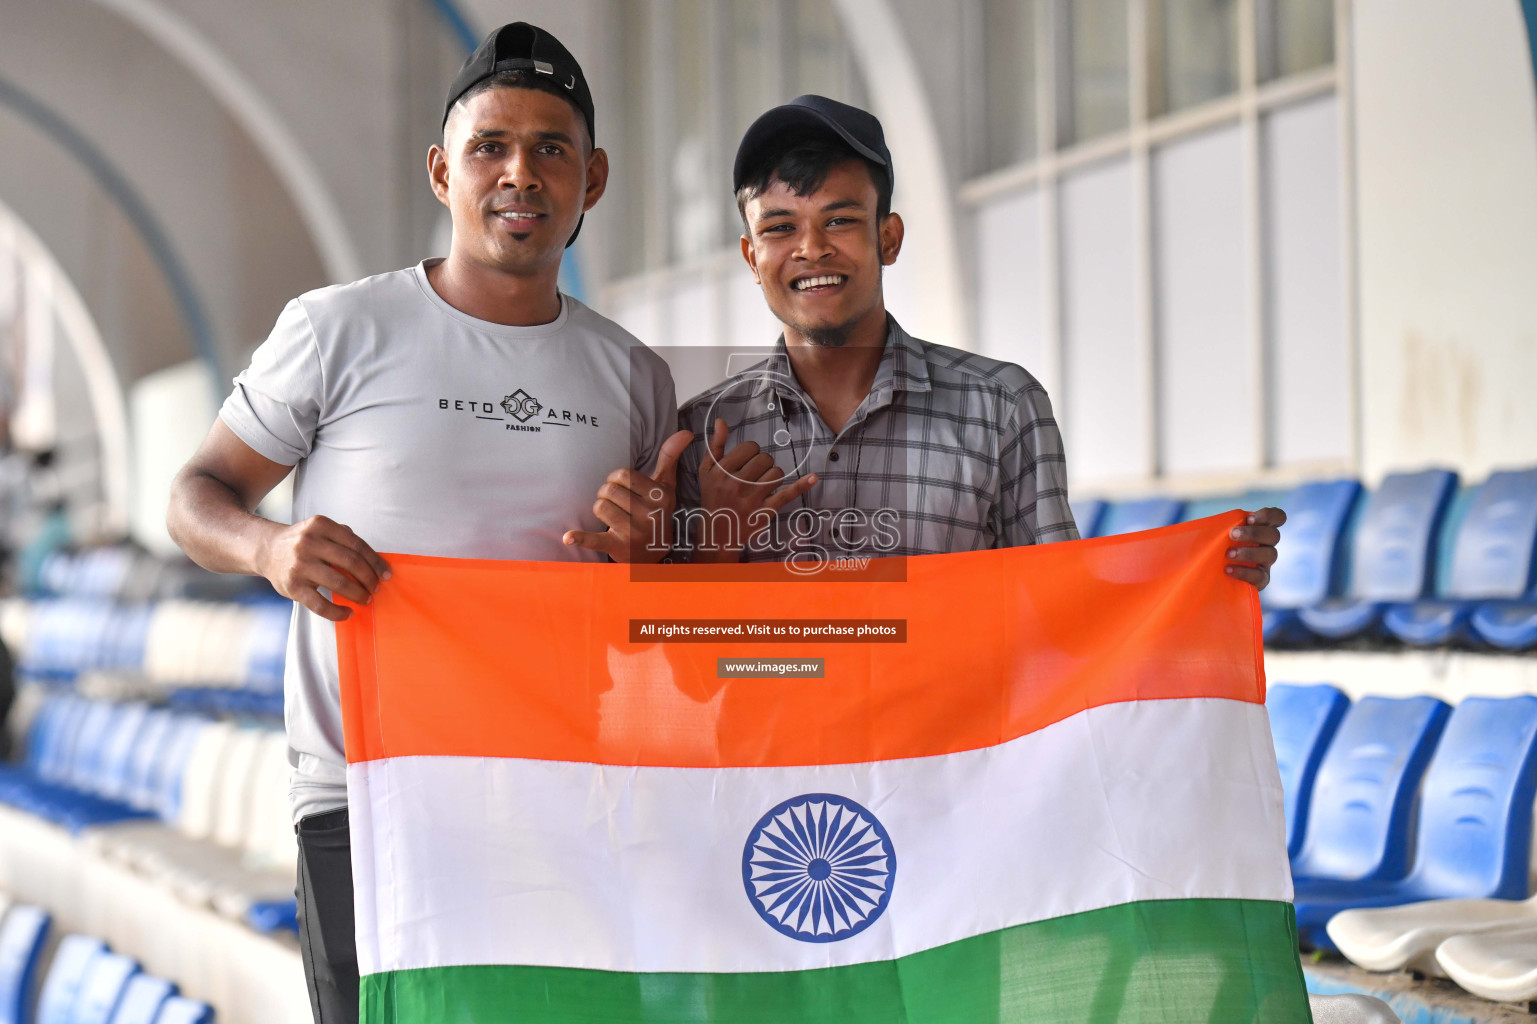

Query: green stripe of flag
[361,898,1310,1023]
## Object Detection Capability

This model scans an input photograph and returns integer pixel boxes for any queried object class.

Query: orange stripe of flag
[338,513,1264,768]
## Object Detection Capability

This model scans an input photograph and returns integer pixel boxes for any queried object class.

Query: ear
[740,232,761,284]
[879,212,904,266]
[428,144,450,207]
[583,147,610,212]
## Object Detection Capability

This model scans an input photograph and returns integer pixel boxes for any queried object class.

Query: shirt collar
[749,317,932,404]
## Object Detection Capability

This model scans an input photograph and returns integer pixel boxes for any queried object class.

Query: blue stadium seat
[67,701,119,790]
[1263,479,1364,610]
[1294,696,1537,949]
[1297,469,1457,640]
[1262,608,1314,647]
[102,606,154,673]
[123,711,175,811]
[1097,498,1185,537]
[245,900,298,934]
[1385,469,1537,645]
[0,904,50,1024]
[72,952,140,1024]
[94,703,151,802]
[152,996,213,1024]
[1291,695,1451,888]
[1178,495,1245,524]
[1471,600,1537,650]
[107,976,174,1024]
[38,696,89,783]
[241,601,291,691]
[0,700,66,803]
[1070,499,1106,538]
[0,698,157,832]
[0,697,79,808]
[1266,684,1350,858]
[35,935,107,1024]
[151,719,209,822]
[1467,470,1537,649]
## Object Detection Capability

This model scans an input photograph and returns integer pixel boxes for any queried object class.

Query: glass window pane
[1263,0,1335,80]
[615,1,652,278]
[671,0,718,263]
[979,0,1037,174]
[728,0,775,143]
[974,188,1048,378]
[610,286,663,352]
[726,0,775,242]
[794,0,845,100]
[1059,158,1145,482]
[666,275,716,348]
[1263,95,1348,465]
[1065,0,1130,145]
[1151,124,1254,476]
[1155,0,1240,115]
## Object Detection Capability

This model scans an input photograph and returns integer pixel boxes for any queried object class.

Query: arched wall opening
[0,202,131,540]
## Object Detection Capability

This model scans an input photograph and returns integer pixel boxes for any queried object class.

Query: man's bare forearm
[166,467,281,578]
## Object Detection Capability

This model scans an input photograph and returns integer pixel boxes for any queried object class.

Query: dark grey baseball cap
[733,95,892,194]
[443,22,595,142]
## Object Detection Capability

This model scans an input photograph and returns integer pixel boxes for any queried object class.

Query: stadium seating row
[1265,685,1537,953]
[0,694,306,1024]
[0,897,211,1024]
[1076,466,1537,650]
[2,600,289,693]
[0,694,296,922]
[30,549,271,606]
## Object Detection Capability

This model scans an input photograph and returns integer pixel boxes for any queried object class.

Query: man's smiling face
[741,159,901,347]
[433,85,605,277]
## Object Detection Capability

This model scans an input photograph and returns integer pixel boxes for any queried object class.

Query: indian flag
[336,514,1310,1022]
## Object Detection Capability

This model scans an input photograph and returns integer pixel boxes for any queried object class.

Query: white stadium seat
[167,728,293,913]
[1436,922,1537,1004]
[191,607,256,686]
[1307,992,1402,1023]
[1328,895,1537,975]
[175,722,238,842]
[211,727,266,849]
[94,721,237,873]
[239,732,298,875]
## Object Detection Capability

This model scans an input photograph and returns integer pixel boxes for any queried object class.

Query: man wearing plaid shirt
[676,95,1284,582]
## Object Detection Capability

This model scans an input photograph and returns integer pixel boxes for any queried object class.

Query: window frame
[959,0,1359,495]
[599,0,865,350]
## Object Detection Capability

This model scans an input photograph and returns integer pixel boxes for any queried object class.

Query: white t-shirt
[219,259,677,822]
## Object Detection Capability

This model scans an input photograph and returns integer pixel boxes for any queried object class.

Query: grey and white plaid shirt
[676,317,1079,561]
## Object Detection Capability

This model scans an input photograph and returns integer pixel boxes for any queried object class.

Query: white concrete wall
[1352,0,1537,483]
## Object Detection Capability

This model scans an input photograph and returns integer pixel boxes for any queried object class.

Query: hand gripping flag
[336,513,1311,1023]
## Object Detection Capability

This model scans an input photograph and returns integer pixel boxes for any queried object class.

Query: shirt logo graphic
[502,389,543,422]
[742,793,895,943]
[437,389,599,433]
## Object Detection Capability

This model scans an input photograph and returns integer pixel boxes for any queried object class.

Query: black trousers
[296,807,359,1024]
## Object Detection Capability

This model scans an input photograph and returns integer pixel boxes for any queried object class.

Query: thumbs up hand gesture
[562,429,693,563]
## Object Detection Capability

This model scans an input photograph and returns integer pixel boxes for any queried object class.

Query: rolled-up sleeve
[630,349,679,475]
[996,381,1080,547]
[218,298,323,467]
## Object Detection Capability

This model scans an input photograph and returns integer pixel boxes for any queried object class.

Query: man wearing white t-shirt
[166,24,687,1024]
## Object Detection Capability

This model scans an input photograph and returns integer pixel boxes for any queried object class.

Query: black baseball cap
[732,95,892,195]
[443,22,595,143]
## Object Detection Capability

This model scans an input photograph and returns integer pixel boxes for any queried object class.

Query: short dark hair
[447,70,592,148]
[735,131,892,228]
